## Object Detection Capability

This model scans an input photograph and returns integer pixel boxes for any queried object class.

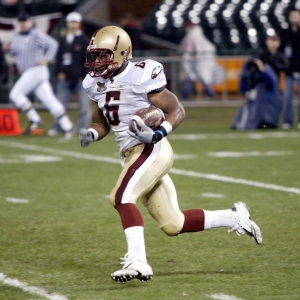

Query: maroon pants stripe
[115,143,154,205]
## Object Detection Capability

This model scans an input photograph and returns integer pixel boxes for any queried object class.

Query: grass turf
[0,106,299,300]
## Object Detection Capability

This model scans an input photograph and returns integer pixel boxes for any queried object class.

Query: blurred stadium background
[0,0,299,106]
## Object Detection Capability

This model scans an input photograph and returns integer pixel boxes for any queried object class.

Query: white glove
[128,116,155,144]
[79,129,94,148]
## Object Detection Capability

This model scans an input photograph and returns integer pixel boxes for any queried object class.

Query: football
[129,106,165,133]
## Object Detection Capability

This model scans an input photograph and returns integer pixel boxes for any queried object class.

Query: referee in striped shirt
[5,12,74,139]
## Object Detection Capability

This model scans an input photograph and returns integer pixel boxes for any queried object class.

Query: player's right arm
[90,102,110,139]
[79,102,110,148]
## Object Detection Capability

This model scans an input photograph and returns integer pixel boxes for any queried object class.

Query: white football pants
[10,65,66,118]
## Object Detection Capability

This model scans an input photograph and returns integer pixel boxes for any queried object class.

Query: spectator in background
[232,58,282,130]
[48,12,91,137]
[279,9,300,129]
[179,21,216,99]
[0,39,9,85]
[257,34,289,80]
[4,12,74,138]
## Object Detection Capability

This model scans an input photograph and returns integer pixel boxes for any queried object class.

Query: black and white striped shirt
[10,28,58,73]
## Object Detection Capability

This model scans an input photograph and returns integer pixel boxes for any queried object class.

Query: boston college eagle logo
[151,66,163,79]
[97,82,107,92]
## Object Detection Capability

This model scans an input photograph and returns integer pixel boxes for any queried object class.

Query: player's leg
[48,79,72,136]
[35,80,73,135]
[196,58,215,97]
[282,74,294,128]
[182,78,194,100]
[140,174,185,236]
[9,68,43,132]
[141,171,262,244]
[110,139,173,283]
[33,66,74,137]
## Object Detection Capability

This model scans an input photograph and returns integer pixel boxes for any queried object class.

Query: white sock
[204,209,238,229]
[26,108,41,123]
[58,115,73,132]
[124,226,147,263]
[20,101,40,123]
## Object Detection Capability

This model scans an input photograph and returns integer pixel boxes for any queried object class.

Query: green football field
[0,106,300,300]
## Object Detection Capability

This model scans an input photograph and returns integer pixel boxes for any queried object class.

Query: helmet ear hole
[120,51,125,56]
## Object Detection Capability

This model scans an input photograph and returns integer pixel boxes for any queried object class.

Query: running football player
[79,26,263,283]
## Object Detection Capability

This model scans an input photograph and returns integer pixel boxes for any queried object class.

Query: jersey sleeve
[82,74,97,102]
[131,59,167,94]
[35,30,58,62]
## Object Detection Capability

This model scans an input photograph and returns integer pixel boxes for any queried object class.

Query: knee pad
[160,223,181,237]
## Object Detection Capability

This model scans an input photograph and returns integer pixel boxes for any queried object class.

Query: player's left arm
[148,88,185,131]
[129,88,185,144]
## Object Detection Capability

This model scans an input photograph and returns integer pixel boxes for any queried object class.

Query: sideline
[1,140,300,195]
[0,273,68,300]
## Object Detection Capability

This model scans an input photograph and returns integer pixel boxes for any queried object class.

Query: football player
[79,26,262,283]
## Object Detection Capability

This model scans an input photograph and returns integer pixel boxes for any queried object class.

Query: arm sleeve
[148,84,166,94]
[36,31,58,62]
[133,60,167,94]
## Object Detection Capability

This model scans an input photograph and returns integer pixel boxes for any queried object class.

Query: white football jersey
[83,59,167,155]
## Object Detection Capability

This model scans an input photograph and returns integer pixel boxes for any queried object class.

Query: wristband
[87,128,99,141]
[160,121,173,134]
[152,131,164,144]
[152,121,173,144]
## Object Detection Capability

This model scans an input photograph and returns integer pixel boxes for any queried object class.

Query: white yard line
[171,168,300,194]
[209,293,245,300]
[1,140,300,195]
[169,131,300,140]
[6,197,29,203]
[208,151,294,158]
[202,193,225,198]
[173,154,197,159]
[0,273,68,300]
[0,140,120,164]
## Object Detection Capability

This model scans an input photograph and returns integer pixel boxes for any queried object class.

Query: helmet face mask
[85,26,132,79]
[85,49,116,78]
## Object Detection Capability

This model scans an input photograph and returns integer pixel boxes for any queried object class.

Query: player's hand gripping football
[128,116,155,144]
[79,129,94,148]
